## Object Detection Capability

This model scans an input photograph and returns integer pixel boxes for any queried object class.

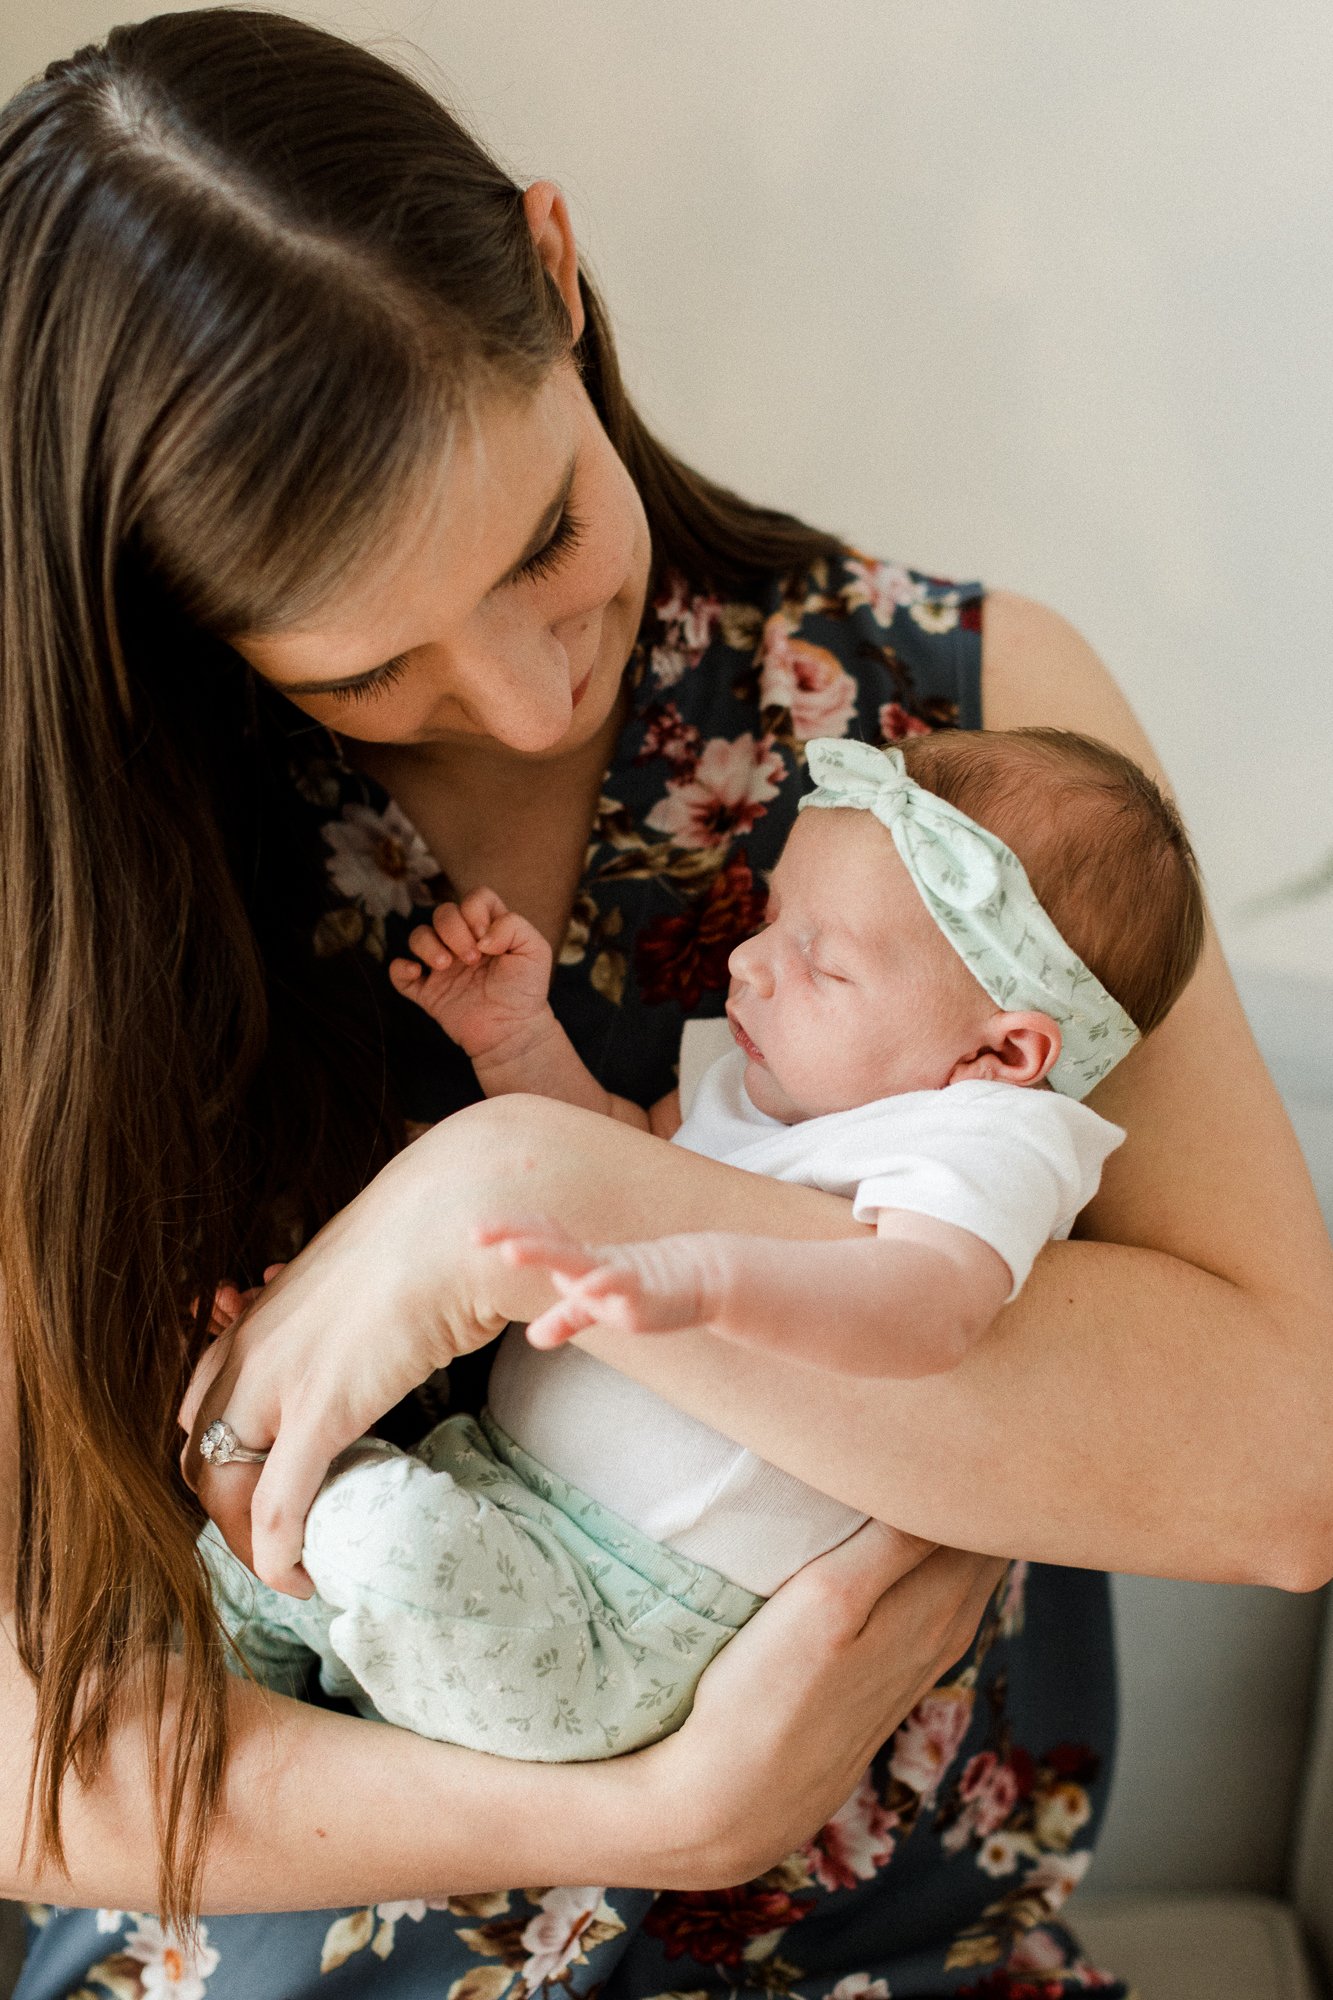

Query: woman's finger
[790,1517,939,1627]
[177,1330,234,1451]
[246,1409,378,1595]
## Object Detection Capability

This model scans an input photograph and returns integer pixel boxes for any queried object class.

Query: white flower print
[645,733,786,849]
[650,644,689,688]
[909,594,960,636]
[1024,1846,1093,1910]
[843,555,926,624]
[123,1916,220,1998]
[825,1974,892,2000]
[322,801,439,919]
[976,1830,1039,1877]
[95,1908,130,1933]
[1032,1781,1093,1852]
[519,1884,607,1988]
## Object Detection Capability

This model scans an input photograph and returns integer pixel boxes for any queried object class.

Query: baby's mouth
[727,1011,765,1064]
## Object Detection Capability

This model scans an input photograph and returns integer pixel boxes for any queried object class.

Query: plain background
[1,0,1332,1909]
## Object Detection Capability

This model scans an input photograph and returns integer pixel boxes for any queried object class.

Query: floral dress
[18,553,1126,2000]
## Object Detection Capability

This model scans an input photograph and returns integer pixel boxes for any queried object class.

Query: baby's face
[725,808,992,1122]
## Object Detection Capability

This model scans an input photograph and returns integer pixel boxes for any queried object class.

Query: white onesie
[488,1020,1124,1597]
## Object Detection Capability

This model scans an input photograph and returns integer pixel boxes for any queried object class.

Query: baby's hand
[475,1218,716,1348]
[389,888,552,1061]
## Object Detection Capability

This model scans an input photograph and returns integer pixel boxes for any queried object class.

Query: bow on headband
[796,738,1140,1099]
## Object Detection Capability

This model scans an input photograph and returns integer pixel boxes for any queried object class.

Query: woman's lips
[728,1013,765,1064]
[570,665,594,709]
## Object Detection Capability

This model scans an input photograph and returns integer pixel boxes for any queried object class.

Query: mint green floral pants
[201,1409,763,1760]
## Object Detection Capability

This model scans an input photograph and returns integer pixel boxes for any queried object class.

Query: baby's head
[725,728,1205,1123]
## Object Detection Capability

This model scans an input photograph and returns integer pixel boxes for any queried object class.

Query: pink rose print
[645,733,786,849]
[844,555,927,624]
[636,700,703,776]
[887,1683,975,1801]
[878,700,932,743]
[941,1751,1022,1853]
[804,1771,898,1891]
[759,615,858,741]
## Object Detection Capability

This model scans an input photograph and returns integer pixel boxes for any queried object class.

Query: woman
[1,10,1328,1999]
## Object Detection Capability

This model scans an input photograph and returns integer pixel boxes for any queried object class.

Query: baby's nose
[728,932,773,994]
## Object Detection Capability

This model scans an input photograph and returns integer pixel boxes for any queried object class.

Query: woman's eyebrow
[272,456,578,696]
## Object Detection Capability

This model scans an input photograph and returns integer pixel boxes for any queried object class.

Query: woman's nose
[441,635,576,753]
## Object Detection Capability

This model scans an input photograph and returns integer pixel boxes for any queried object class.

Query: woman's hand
[179,1102,525,1596]
[625,1521,1007,1888]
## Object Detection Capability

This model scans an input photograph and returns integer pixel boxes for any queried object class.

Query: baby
[204,728,1205,1760]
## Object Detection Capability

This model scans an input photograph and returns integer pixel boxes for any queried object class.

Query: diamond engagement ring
[199,1418,271,1467]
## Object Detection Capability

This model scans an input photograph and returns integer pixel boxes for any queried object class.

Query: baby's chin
[738,1059,826,1125]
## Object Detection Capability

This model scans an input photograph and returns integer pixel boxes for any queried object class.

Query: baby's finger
[498,1235,605,1281]
[388,955,423,988]
[458,886,507,939]
[476,911,526,956]
[410,920,455,970]
[432,902,481,963]
[525,1295,600,1349]
[473,1216,576,1252]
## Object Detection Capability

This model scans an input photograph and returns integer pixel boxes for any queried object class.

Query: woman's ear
[948,1012,1062,1089]
[522,181,585,346]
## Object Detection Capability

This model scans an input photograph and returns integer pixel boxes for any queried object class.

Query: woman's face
[234,357,652,762]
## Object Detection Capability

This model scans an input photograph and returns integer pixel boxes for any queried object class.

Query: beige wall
[5,0,1331,982]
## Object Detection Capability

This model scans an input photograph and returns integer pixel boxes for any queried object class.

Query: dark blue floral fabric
[18,553,1126,1998]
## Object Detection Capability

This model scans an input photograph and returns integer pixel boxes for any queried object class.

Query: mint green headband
[796,738,1140,1099]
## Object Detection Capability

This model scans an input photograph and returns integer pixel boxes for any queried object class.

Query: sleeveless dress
[17,553,1127,1999]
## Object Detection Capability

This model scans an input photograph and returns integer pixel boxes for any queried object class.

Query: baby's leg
[293,1417,762,1760]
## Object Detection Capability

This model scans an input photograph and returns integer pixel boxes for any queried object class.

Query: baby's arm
[481,1213,1012,1379]
[388,889,667,1131]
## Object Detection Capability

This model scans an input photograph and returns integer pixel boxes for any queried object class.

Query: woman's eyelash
[327,654,410,705]
[514,507,585,583]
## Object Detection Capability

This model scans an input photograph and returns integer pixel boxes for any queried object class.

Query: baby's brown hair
[899,727,1206,1037]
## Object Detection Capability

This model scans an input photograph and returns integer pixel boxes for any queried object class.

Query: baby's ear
[948,1012,1061,1089]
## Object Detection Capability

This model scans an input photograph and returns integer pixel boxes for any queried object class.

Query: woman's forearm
[0,1630,661,1911]
[468,1092,1333,1591]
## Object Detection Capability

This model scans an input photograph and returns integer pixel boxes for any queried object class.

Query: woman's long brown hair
[0,8,842,1925]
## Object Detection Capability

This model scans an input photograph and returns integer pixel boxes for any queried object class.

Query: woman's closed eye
[327,653,410,706]
[511,506,585,585]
